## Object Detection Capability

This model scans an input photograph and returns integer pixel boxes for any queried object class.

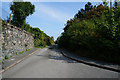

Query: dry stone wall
[2,23,34,59]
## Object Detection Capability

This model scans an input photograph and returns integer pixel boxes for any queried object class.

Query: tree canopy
[10,1,35,28]
[57,2,120,64]
[9,1,54,47]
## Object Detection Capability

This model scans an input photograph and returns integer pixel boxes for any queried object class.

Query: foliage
[5,56,9,59]
[19,51,24,54]
[9,1,54,48]
[74,2,106,20]
[2,18,54,48]
[30,27,54,47]
[24,26,55,47]
[26,49,31,51]
[49,47,53,49]
[10,1,35,28]
[58,2,120,64]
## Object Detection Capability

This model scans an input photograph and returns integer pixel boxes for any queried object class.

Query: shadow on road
[50,45,120,71]
[36,45,78,63]
[49,45,78,63]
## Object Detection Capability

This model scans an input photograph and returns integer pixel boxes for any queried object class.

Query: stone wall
[0,19,2,62]
[2,23,34,59]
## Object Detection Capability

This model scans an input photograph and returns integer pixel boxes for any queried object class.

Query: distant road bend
[3,45,119,78]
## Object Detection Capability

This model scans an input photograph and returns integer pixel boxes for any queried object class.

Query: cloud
[33,3,72,22]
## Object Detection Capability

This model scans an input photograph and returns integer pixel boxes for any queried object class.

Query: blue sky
[1,1,103,40]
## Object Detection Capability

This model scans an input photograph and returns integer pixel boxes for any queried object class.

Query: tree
[74,2,106,19]
[10,1,35,28]
[58,1,120,64]
[85,2,93,12]
[74,2,93,20]
[110,0,112,9]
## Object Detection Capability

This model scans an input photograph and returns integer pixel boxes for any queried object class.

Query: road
[2,45,119,78]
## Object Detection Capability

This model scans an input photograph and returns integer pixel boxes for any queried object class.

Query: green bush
[28,27,54,47]
[5,56,9,59]
[57,2,120,64]
[19,51,24,54]
[34,39,46,47]
[26,49,31,51]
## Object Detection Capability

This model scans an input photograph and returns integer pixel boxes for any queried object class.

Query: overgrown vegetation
[57,1,120,64]
[19,51,24,54]
[26,26,54,47]
[49,47,53,49]
[5,56,9,59]
[4,1,54,48]
[30,27,54,47]
[26,49,31,51]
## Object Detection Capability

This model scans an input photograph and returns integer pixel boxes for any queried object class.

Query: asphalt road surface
[2,45,119,78]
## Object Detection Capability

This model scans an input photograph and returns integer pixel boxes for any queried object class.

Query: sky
[1,1,105,40]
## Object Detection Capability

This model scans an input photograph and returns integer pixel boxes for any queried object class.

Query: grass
[16,52,18,55]
[10,55,13,58]
[26,49,31,51]
[35,45,48,49]
[19,51,24,54]
[49,47,53,49]
[3,49,32,60]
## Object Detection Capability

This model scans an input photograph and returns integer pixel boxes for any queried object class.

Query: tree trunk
[110,0,112,10]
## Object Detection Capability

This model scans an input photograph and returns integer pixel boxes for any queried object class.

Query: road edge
[60,50,120,73]
[0,48,41,74]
